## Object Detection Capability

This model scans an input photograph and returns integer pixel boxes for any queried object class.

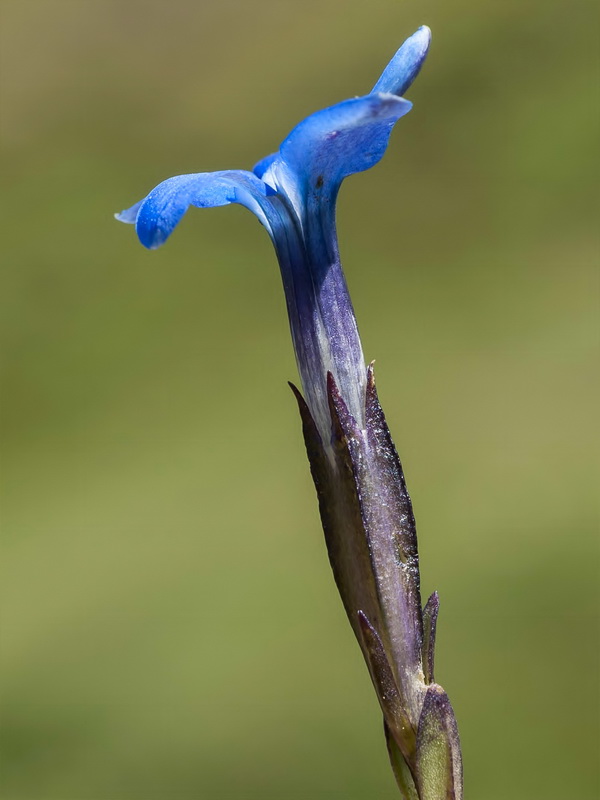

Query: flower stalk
[116,25,462,798]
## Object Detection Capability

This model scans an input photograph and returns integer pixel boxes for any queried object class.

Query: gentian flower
[117,25,462,799]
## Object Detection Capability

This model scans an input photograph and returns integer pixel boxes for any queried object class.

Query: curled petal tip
[405,25,432,59]
[115,202,142,224]
[372,25,432,97]
[415,25,432,44]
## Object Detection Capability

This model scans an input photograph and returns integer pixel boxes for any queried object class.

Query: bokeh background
[1,1,598,798]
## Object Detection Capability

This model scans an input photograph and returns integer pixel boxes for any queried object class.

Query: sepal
[357,611,416,763]
[292,372,426,718]
[289,380,382,647]
[422,592,439,685]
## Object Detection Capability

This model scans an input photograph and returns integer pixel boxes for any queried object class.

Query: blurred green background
[1,1,598,798]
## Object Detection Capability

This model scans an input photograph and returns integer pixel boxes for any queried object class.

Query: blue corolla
[117,26,430,443]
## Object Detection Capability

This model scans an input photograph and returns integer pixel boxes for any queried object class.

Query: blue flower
[117,27,464,796]
[116,26,431,441]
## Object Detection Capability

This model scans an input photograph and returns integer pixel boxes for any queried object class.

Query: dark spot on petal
[316,175,324,188]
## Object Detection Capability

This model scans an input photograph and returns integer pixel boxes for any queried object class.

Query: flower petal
[371,25,431,97]
[115,170,271,249]
[265,92,411,223]
[281,92,411,184]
